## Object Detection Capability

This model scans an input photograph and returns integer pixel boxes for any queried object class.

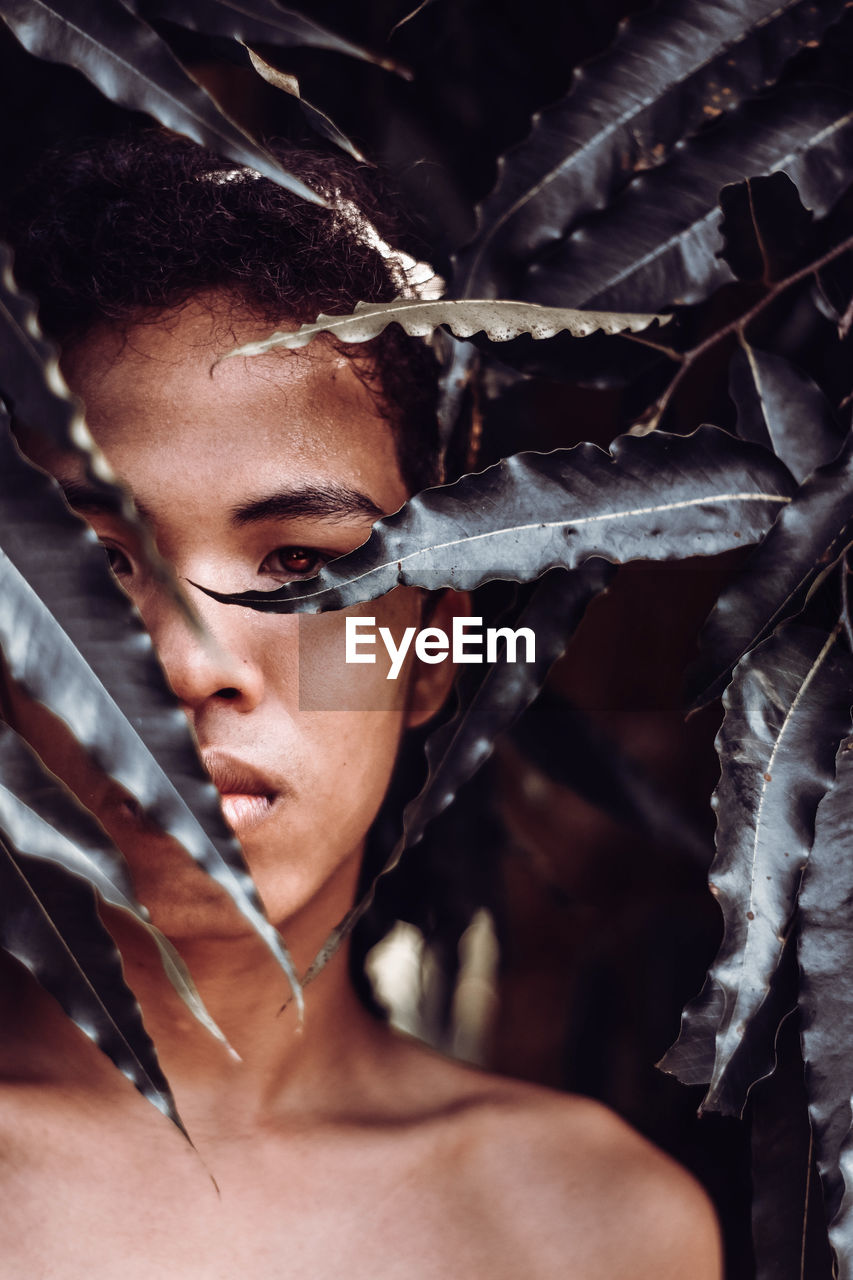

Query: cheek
[293,587,422,713]
[241,590,422,919]
[244,698,408,931]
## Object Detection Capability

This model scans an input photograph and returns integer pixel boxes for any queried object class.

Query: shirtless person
[0,133,721,1279]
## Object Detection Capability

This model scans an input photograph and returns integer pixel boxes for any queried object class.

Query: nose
[140,584,266,715]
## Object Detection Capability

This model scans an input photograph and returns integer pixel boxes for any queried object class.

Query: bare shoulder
[473,1082,720,1280]
[389,1037,721,1280]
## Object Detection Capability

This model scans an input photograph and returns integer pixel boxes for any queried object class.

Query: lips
[201,748,280,835]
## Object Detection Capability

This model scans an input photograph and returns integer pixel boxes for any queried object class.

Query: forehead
[56,298,408,515]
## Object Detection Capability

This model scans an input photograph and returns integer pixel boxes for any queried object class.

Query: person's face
[16,298,458,947]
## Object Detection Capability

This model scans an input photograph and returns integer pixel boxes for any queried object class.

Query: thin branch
[799,1128,813,1280]
[620,330,683,362]
[635,231,853,434]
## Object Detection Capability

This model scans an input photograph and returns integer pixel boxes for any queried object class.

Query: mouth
[201,749,280,836]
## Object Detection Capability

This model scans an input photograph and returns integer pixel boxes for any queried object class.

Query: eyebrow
[59,479,384,527]
[228,484,384,526]
[59,480,154,524]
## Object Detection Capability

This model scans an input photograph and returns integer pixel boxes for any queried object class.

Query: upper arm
[480,1095,722,1280]
[619,1142,722,1280]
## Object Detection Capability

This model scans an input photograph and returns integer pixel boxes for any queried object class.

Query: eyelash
[99,542,328,582]
[101,542,131,577]
[258,546,328,581]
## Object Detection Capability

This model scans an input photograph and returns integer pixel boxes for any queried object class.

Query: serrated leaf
[304,565,611,981]
[729,342,843,484]
[665,621,853,1116]
[719,173,814,284]
[798,731,853,1250]
[688,429,853,709]
[245,49,364,161]
[520,87,853,311]
[223,297,671,360]
[0,0,325,205]
[134,0,401,72]
[0,723,231,1052]
[0,422,303,1013]
[195,426,796,614]
[455,0,845,298]
[0,832,183,1132]
[0,244,196,622]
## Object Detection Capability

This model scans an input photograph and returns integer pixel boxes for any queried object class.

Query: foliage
[2,0,853,1273]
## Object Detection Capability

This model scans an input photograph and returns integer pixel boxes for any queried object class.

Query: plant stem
[842,556,853,652]
[636,231,853,432]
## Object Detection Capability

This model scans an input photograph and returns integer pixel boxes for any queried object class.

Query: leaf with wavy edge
[521,87,853,311]
[662,621,853,1116]
[0,426,303,1015]
[455,0,845,297]
[0,723,232,1054]
[0,245,198,627]
[798,729,853,1252]
[0,546,303,1015]
[831,1104,853,1277]
[222,297,671,360]
[303,565,612,983]
[0,0,325,206]
[729,342,843,485]
[195,426,795,615]
[688,428,853,709]
[134,0,402,74]
[0,832,184,1132]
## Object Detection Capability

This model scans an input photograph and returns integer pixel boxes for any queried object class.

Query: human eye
[99,539,133,578]
[258,546,330,583]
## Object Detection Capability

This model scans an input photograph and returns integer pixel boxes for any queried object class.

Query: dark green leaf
[0,0,325,204]
[718,173,814,284]
[0,832,183,1132]
[521,87,853,311]
[455,0,845,298]
[0,723,229,1048]
[798,731,853,1246]
[304,565,610,981]
[134,0,397,70]
[729,342,843,484]
[196,426,796,614]
[0,422,303,1012]
[0,241,201,621]
[749,1009,834,1280]
[688,429,853,709]
[663,621,853,1116]
[435,334,478,455]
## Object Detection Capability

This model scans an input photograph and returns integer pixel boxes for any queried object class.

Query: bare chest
[0,1112,518,1280]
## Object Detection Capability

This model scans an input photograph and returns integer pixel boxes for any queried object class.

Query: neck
[104,904,386,1137]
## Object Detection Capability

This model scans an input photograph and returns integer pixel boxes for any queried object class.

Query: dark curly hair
[3,130,442,493]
